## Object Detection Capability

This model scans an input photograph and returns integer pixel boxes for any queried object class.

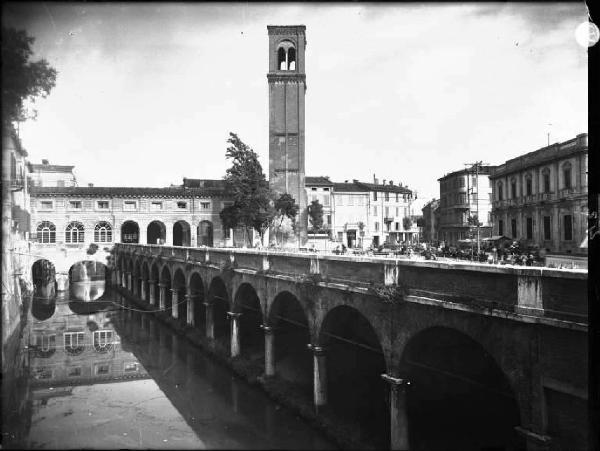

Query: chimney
[42,159,49,165]
[382,179,386,186]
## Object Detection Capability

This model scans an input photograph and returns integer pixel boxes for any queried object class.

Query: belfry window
[277,41,296,71]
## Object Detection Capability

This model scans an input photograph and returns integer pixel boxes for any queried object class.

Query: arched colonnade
[113,250,528,450]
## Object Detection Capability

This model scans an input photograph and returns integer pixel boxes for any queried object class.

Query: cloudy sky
[3,2,588,209]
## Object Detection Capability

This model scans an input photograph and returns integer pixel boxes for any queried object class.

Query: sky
[3,2,588,211]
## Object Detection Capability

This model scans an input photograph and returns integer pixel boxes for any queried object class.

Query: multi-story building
[490,133,588,255]
[330,178,417,248]
[29,159,77,187]
[304,176,334,233]
[421,199,440,243]
[29,179,229,249]
[437,165,496,246]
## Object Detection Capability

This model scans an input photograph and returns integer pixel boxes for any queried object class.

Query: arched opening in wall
[173,268,187,323]
[160,266,172,314]
[319,305,388,449]
[268,291,312,397]
[141,262,150,302]
[173,220,191,247]
[234,283,263,364]
[68,261,107,302]
[400,327,523,450]
[278,47,286,70]
[197,221,213,247]
[31,259,56,320]
[189,272,205,331]
[287,46,296,70]
[121,221,140,243]
[147,221,166,245]
[208,277,230,351]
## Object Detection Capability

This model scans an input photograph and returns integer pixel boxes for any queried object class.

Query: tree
[273,193,299,245]
[2,27,57,124]
[222,132,276,246]
[403,216,413,231]
[308,199,324,233]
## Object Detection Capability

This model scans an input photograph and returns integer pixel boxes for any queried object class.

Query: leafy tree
[308,199,324,233]
[273,193,299,245]
[403,216,413,231]
[2,27,57,124]
[222,132,276,246]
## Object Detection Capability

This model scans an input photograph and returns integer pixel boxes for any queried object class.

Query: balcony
[10,176,25,191]
[384,217,394,223]
[538,193,554,202]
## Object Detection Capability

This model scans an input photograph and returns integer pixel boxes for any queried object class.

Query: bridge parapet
[114,244,587,325]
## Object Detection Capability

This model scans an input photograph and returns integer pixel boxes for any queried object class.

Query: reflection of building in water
[70,281,106,302]
[27,301,148,388]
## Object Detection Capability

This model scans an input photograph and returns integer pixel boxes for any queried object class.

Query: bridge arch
[318,304,389,448]
[207,276,231,350]
[173,220,191,247]
[188,270,205,330]
[121,220,140,243]
[267,290,312,395]
[233,283,264,361]
[173,267,187,322]
[398,326,523,450]
[160,265,172,313]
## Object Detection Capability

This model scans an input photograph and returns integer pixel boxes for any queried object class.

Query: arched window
[510,178,517,199]
[497,182,503,201]
[542,167,551,193]
[94,221,112,242]
[525,174,533,196]
[278,47,287,70]
[93,330,114,353]
[37,221,56,243]
[562,161,572,189]
[277,40,296,71]
[66,221,84,243]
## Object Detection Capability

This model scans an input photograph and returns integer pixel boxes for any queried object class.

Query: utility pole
[464,160,488,258]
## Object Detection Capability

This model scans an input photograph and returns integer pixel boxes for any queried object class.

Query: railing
[114,243,587,325]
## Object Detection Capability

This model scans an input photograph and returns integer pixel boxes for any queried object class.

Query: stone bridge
[112,243,588,450]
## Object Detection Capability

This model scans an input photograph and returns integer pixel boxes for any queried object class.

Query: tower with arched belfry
[267,25,308,245]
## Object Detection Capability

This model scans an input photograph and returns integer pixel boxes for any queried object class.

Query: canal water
[2,284,337,450]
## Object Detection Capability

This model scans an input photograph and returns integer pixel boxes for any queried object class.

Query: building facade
[29,181,229,250]
[304,176,334,233]
[29,160,77,187]
[268,25,308,243]
[421,198,440,243]
[437,165,495,246]
[490,133,588,255]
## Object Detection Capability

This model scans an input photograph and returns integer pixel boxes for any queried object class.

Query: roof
[29,185,227,198]
[305,176,333,186]
[353,180,413,194]
[181,178,226,189]
[438,166,496,182]
[31,164,75,173]
[333,181,368,193]
[490,133,587,178]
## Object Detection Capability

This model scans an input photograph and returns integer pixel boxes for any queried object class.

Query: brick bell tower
[267,25,308,245]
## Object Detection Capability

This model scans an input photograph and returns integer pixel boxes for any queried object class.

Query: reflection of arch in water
[31,259,56,301]
[68,261,108,301]
[68,300,114,316]
[32,296,56,321]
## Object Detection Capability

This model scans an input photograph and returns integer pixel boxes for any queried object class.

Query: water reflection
[4,288,336,450]
[69,280,106,302]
